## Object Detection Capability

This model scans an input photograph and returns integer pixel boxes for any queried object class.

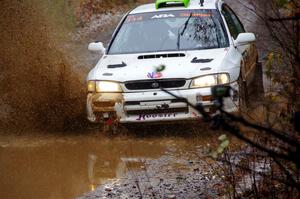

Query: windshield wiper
[177,12,193,50]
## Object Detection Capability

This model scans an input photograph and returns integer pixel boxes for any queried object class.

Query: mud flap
[101,122,128,137]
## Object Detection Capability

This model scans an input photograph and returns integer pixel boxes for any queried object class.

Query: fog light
[202,95,212,101]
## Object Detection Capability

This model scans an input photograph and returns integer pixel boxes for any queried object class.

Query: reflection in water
[87,153,151,192]
[88,154,97,191]
[0,135,195,199]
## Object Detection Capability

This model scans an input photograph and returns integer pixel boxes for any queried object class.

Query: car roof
[130,0,222,14]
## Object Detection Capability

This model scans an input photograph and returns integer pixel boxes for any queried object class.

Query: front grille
[125,79,186,90]
[126,107,188,115]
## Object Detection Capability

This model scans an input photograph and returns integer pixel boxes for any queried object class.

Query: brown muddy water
[0,128,220,199]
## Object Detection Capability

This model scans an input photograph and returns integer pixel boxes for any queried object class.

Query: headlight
[87,81,122,93]
[190,73,230,88]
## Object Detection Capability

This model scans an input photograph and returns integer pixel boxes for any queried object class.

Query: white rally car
[86,0,259,124]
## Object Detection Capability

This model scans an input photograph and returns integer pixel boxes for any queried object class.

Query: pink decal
[155,72,162,78]
[147,72,163,79]
[192,112,199,117]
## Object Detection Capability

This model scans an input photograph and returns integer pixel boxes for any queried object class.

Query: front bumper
[87,82,239,123]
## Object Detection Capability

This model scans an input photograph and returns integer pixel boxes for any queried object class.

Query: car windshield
[108,9,229,54]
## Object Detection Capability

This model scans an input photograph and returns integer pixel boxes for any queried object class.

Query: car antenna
[200,0,204,6]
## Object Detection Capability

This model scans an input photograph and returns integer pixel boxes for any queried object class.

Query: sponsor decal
[136,113,177,121]
[179,13,212,17]
[151,14,175,19]
[147,71,163,79]
[126,15,143,22]
[125,12,213,24]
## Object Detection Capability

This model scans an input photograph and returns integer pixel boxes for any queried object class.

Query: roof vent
[155,0,190,9]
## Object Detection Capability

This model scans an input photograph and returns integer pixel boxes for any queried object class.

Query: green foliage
[265,52,274,78]
[211,134,230,158]
[275,0,289,7]
[264,51,284,85]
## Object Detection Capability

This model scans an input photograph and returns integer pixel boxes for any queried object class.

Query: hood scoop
[200,67,212,71]
[191,57,213,63]
[138,53,185,59]
[107,62,127,68]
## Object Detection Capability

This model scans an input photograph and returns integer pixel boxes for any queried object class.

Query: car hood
[88,48,231,82]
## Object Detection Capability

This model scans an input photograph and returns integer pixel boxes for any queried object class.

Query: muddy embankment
[0,0,152,133]
[0,0,85,132]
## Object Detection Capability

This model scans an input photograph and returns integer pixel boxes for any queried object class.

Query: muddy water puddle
[0,131,217,199]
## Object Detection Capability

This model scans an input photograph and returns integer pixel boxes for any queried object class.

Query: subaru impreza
[86,0,259,125]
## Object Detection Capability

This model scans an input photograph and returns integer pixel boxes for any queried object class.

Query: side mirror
[88,42,106,54]
[234,33,256,46]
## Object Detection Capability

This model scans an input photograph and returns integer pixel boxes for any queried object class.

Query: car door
[222,4,258,84]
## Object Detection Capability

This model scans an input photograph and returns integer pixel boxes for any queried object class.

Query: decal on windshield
[126,15,143,22]
[180,13,212,17]
[151,14,175,19]
[125,11,213,24]
[136,113,177,121]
